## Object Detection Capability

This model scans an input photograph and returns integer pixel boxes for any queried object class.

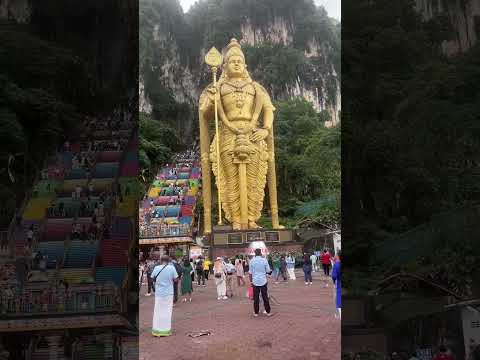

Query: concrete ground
[139,270,340,360]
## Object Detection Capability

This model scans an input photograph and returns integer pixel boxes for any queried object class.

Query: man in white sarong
[151,255,178,337]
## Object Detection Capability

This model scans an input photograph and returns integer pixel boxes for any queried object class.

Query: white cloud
[314,0,341,21]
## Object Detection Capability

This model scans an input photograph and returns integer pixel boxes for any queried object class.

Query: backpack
[196,259,203,271]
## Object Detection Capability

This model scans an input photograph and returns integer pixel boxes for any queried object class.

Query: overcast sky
[178,0,341,21]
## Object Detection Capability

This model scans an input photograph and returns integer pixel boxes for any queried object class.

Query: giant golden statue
[199,38,282,233]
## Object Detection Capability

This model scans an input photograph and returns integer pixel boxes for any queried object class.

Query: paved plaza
[139,270,340,360]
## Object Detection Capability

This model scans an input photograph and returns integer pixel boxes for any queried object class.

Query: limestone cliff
[0,0,31,23]
[415,0,480,55]
[139,0,341,137]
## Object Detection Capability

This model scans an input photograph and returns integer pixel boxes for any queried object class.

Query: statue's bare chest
[220,82,255,118]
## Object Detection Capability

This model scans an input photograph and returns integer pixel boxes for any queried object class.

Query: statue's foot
[273,224,285,229]
[232,222,241,230]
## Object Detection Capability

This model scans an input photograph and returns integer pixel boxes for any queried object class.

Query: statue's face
[226,55,245,78]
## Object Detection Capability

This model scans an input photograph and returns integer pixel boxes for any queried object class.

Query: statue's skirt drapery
[209,121,269,224]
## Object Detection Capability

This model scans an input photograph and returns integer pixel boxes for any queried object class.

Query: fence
[139,224,191,238]
[0,286,119,316]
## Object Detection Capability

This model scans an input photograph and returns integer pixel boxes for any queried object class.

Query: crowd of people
[141,248,341,337]
[139,148,200,239]
[7,105,135,314]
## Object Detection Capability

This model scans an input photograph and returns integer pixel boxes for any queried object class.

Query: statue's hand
[203,86,220,104]
[236,123,254,135]
[250,128,269,142]
[206,85,217,95]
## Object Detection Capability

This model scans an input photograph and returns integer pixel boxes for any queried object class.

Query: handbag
[247,286,254,300]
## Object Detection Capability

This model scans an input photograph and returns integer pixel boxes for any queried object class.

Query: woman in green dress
[181,258,193,302]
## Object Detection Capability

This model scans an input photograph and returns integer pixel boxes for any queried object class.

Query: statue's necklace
[227,80,248,111]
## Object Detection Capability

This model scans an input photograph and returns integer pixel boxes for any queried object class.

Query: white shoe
[217,297,222,300]
[309,282,313,285]
[305,282,308,285]
[222,296,228,300]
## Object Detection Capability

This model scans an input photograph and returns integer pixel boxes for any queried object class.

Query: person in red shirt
[321,249,332,276]
[432,346,454,360]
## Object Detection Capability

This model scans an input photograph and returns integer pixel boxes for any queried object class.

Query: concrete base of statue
[209,226,302,259]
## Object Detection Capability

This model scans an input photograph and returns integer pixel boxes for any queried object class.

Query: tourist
[195,256,205,286]
[145,259,156,296]
[249,248,272,317]
[170,256,183,305]
[189,258,195,283]
[203,258,211,281]
[151,255,179,337]
[26,225,34,248]
[321,249,332,277]
[272,256,280,284]
[303,253,313,285]
[332,251,341,319]
[181,258,193,302]
[279,255,288,281]
[139,261,145,286]
[213,257,227,300]
[75,184,82,200]
[242,259,249,274]
[235,258,245,286]
[286,254,296,280]
[310,252,318,272]
[225,260,236,297]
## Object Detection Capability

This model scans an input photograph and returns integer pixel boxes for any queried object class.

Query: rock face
[240,16,294,46]
[139,0,341,136]
[0,0,31,23]
[415,0,480,55]
[238,16,341,125]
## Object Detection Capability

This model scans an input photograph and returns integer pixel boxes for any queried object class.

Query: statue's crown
[224,38,245,61]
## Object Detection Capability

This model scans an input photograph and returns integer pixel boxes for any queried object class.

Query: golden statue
[199,38,283,233]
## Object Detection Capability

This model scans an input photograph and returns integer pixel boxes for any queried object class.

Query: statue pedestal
[212,225,233,232]
[210,228,302,259]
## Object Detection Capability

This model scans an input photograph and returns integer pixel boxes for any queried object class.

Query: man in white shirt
[249,248,272,317]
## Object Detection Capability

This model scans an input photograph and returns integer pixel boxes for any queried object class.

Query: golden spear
[205,47,223,226]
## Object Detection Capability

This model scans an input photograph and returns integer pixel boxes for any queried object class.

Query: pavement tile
[139,271,340,360]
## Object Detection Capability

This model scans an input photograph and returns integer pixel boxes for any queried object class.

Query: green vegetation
[0,25,86,228]
[343,0,480,296]
[139,112,181,187]
[243,43,305,94]
[0,2,135,228]
[274,99,340,227]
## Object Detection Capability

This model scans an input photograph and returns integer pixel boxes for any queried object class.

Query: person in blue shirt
[151,255,178,336]
[248,248,272,317]
[331,251,341,319]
